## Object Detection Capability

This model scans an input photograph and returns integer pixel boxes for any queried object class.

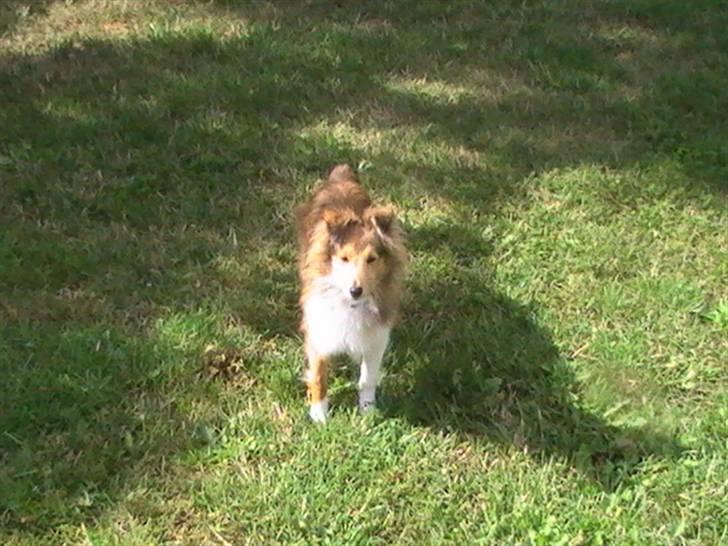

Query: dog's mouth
[348,296,369,309]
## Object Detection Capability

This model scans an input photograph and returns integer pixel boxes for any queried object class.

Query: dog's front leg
[305,347,329,423]
[358,331,389,413]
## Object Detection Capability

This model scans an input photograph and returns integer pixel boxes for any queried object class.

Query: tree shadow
[0,322,206,533]
[209,0,728,196]
[381,224,681,489]
[0,24,357,532]
[0,1,57,36]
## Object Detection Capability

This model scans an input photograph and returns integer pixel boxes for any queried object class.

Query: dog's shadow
[377,223,680,488]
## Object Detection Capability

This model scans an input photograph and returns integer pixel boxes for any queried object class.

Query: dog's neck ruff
[303,278,389,360]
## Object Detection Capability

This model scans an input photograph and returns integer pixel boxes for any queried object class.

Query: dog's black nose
[349,286,363,299]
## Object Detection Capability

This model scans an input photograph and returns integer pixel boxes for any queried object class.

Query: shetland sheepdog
[295,164,407,422]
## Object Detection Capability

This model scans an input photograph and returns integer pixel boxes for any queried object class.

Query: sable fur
[296,166,407,325]
[295,164,407,422]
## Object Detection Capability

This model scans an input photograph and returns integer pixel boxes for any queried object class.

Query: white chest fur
[303,286,390,361]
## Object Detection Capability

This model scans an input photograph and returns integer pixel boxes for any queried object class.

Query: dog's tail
[328,163,358,183]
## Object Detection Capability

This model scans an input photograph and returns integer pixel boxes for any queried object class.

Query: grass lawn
[1,0,727,544]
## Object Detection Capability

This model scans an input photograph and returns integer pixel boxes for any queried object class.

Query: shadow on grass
[0,1,58,36]
[381,225,681,490]
[2,0,722,533]
[208,0,728,196]
[0,322,207,532]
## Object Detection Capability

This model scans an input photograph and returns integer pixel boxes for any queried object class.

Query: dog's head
[323,206,405,304]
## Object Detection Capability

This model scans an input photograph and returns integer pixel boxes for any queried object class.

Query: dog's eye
[341,256,350,263]
[366,256,377,264]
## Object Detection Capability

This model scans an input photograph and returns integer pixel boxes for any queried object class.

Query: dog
[295,164,407,422]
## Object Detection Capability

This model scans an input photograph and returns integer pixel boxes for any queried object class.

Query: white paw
[309,399,329,423]
[358,391,377,414]
[358,400,377,415]
[358,387,376,414]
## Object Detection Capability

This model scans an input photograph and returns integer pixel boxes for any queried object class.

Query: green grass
[1,0,727,544]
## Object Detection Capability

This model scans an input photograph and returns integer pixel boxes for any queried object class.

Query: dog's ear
[322,209,358,246]
[365,206,396,238]
[328,163,357,183]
